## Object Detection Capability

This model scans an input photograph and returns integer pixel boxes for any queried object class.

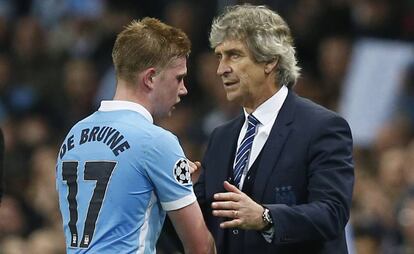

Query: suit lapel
[252,90,296,201]
[208,114,244,194]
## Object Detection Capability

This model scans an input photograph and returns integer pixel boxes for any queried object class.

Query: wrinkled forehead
[214,39,248,54]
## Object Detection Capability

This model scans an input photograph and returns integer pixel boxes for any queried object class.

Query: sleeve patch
[173,158,191,185]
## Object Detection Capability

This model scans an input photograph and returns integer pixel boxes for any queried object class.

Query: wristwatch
[262,207,273,231]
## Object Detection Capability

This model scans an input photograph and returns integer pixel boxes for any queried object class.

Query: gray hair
[209,4,300,88]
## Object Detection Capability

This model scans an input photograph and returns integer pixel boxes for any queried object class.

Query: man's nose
[217,60,231,76]
[179,82,188,96]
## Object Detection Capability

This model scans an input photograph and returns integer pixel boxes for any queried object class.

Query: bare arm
[168,201,216,254]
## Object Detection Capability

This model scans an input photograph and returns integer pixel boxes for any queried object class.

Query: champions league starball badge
[173,158,191,184]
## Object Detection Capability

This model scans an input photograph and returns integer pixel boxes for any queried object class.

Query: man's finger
[213,192,239,201]
[219,219,242,229]
[211,201,236,210]
[223,181,242,194]
[188,160,201,174]
[212,209,239,219]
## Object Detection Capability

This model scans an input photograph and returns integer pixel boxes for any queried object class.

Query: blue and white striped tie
[233,114,260,188]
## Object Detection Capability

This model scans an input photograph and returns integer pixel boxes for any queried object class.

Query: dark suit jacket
[0,128,4,203]
[194,90,354,254]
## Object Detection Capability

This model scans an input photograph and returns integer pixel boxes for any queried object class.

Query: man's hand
[188,160,202,183]
[211,181,267,230]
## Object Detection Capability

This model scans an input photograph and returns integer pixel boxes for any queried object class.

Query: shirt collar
[98,100,153,123]
[244,85,288,125]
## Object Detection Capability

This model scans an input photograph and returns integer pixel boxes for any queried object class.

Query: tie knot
[247,114,259,128]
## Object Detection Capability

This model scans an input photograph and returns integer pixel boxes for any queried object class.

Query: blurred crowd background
[0,0,413,253]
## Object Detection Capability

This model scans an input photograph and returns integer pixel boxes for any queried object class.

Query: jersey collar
[98,100,153,123]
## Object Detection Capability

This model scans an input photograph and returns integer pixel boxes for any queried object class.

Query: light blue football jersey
[56,101,196,254]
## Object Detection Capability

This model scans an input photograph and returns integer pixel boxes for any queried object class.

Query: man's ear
[264,57,279,74]
[142,68,157,89]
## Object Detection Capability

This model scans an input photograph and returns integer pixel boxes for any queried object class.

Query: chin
[160,108,173,118]
[226,93,240,102]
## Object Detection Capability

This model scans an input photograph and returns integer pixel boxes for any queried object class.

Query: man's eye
[230,54,240,60]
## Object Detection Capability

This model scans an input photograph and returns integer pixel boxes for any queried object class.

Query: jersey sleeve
[141,131,196,211]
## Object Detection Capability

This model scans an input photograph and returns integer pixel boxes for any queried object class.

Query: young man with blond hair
[56,18,215,254]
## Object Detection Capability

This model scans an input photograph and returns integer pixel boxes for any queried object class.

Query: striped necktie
[233,114,260,188]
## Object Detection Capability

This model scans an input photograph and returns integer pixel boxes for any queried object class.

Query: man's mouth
[223,81,238,87]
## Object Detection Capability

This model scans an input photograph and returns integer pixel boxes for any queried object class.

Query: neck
[113,79,153,115]
[244,81,281,114]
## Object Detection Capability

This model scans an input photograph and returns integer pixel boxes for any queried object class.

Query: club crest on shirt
[173,158,191,184]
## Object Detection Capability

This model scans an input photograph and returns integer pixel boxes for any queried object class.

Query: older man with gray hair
[194,4,354,254]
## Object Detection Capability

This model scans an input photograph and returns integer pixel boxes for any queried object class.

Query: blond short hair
[112,18,191,83]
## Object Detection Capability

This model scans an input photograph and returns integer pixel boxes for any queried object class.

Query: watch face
[264,209,273,224]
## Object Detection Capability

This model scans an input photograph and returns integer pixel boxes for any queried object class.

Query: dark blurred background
[0,0,413,253]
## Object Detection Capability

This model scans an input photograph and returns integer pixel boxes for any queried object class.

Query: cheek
[238,72,252,89]
[242,67,264,87]
[235,63,253,81]
[165,83,179,100]
[239,71,250,80]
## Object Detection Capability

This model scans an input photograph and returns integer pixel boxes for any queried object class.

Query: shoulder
[291,92,349,127]
[141,126,182,153]
[210,115,244,136]
[150,125,179,143]
[292,97,353,151]
[75,111,99,125]
[294,94,336,118]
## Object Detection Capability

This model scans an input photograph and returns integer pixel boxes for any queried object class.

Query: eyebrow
[215,48,244,56]
[176,73,187,79]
